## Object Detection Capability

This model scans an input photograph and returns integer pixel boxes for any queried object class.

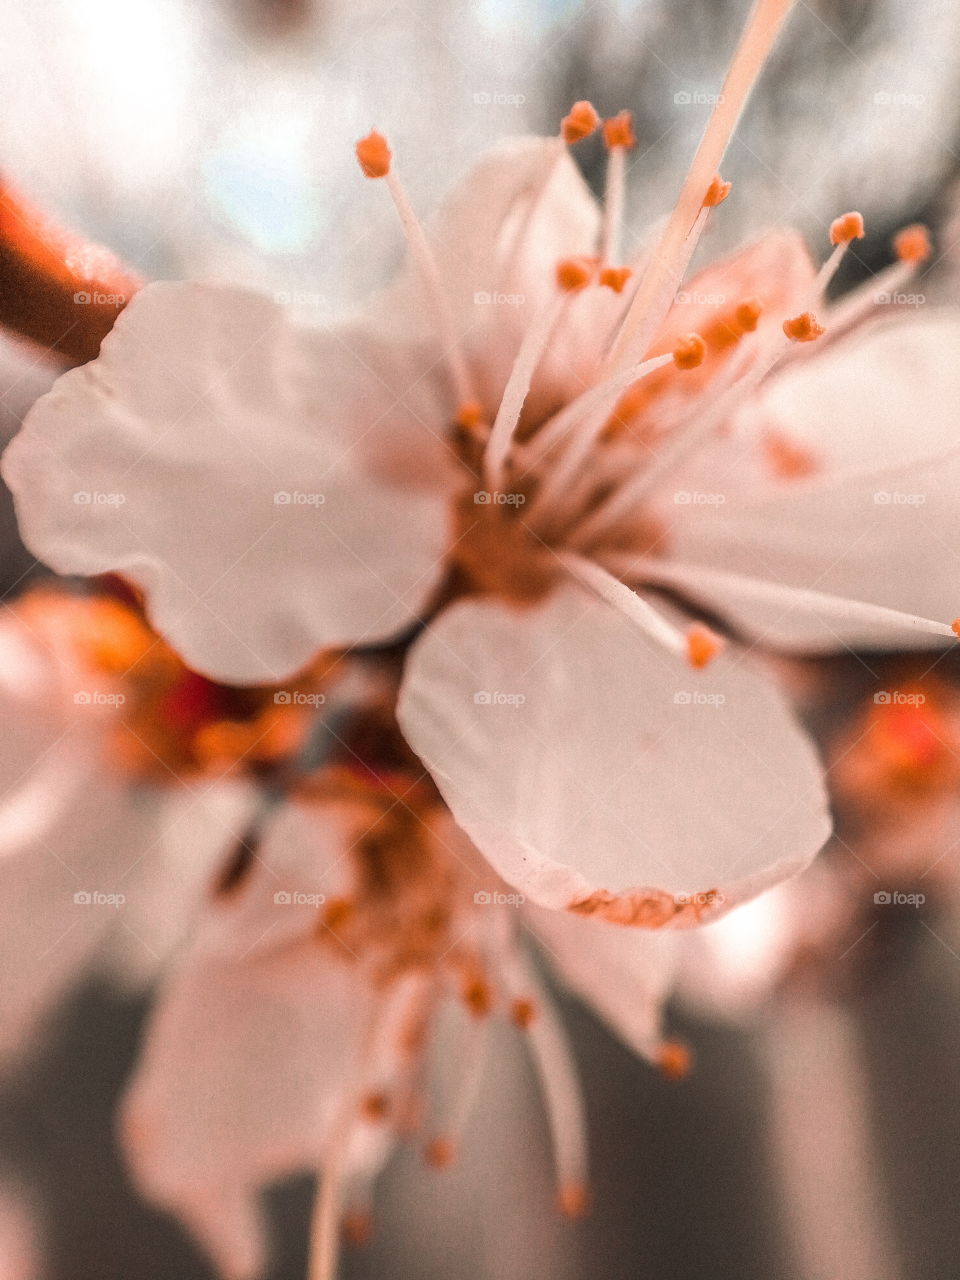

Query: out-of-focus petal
[0,617,155,1065]
[121,801,385,1280]
[397,581,831,924]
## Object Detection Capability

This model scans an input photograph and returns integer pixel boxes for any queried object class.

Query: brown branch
[0,179,143,367]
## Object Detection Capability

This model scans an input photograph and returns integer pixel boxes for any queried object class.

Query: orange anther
[322,896,355,931]
[424,1136,456,1168]
[360,1091,390,1122]
[672,333,706,369]
[599,265,632,293]
[342,1211,373,1247]
[558,1183,589,1218]
[510,998,537,1029]
[951,619,960,640]
[782,311,825,343]
[561,100,600,144]
[355,131,392,179]
[703,175,732,208]
[734,297,763,332]
[893,223,932,264]
[463,975,493,1018]
[602,110,636,150]
[686,623,723,669]
[829,211,865,245]
[556,256,595,292]
[454,401,485,431]
[657,1040,692,1081]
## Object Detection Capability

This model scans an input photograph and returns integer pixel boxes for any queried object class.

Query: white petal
[397,581,831,924]
[523,902,678,1059]
[669,314,960,641]
[2,283,451,683]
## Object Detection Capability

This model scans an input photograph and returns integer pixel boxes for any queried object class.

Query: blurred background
[3,1,960,1277]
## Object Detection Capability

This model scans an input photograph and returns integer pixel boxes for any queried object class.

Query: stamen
[602,111,636,150]
[782,311,825,343]
[511,997,538,1029]
[606,0,795,372]
[814,212,865,298]
[559,1183,590,1219]
[342,1211,373,1248]
[599,266,632,292]
[951,619,960,640]
[562,554,687,657]
[763,428,819,479]
[829,211,865,246]
[462,974,494,1018]
[570,344,768,548]
[673,333,707,370]
[483,288,571,490]
[556,256,596,292]
[308,996,386,1280]
[561,100,600,144]
[359,1092,390,1123]
[601,134,628,266]
[505,946,589,1215]
[423,1014,490,1170]
[657,1039,693,1081]
[813,224,929,333]
[357,132,476,406]
[424,1136,456,1168]
[686,623,723,669]
[894,224,932,263]
[522,352,675,522]
[735,297,763,331]
[703,175,732,208]
[355,131,392,179]
[454,402,485,431]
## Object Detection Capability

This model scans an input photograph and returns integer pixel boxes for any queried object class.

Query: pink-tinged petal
[371,137,602,407]
[523,902,678,1059]
[397,582,831,924]
[669,313,960,641]
[2,282,451,684]
[662,228,816,346]
[121,801,385,1279]
[101,781,259,989]
[632,560,955,653]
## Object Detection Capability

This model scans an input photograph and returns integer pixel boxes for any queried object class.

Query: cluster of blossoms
[4,0,960,1276]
